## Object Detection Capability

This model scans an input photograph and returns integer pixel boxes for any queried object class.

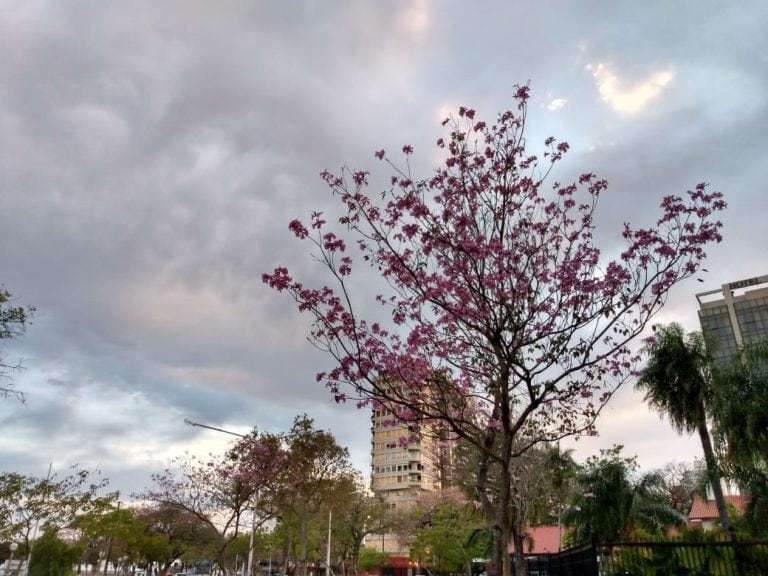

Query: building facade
[696,273,768,364]
[366,405,447,553]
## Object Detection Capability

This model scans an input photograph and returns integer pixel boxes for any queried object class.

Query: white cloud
[547,98,567,111]
[588,63,673,114]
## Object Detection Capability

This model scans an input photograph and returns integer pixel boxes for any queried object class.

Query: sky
[1,1,767,499]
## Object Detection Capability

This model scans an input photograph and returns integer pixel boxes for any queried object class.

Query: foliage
[27,526,82,576]
[637,323,733,539]
[406,498,486,576]
[264,86,725,576]
[273,415,353,576]
[71,504,182,573]
[139,428,286,575]
[712,339,768,463]
[133,503,219,570]
[710,338,768,536]
[653,461,699,517]
[0,286,34,399]
[0,466,114,547]
[564,446,685,545]
[358,547,389,571]
[326,478,393,576]
[453,438,570,573]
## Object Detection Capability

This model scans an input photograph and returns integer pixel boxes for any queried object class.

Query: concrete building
[365,403,450,553]
[696,273,768,364]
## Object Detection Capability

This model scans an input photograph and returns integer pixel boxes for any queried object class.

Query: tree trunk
[697,421,733,540]
[510,528,527,576]
[299,514,308,576]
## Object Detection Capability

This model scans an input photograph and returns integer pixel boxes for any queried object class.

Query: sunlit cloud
[547,98,567,111]
[588,63,673,114]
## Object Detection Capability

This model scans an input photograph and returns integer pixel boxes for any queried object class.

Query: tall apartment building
[370,407,442,509]
[366,405,449,554]
[696,273,768,364]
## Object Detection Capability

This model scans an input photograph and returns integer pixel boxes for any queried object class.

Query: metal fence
[522,539,768,576]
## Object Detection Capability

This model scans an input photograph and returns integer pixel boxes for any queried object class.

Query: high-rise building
[696,273,768,364]
[366,402,451,554]
[370,407,442,510]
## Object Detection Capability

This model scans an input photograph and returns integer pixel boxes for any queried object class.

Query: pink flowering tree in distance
[139,432,285,575]
[263,86,725,576]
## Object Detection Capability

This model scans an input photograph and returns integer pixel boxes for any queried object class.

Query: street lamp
[184,418,333,576]
[6,543,18,576]
[183,419,256,576]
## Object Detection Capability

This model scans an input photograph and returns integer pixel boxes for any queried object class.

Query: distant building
[366,403,446,553]
[696,273,768,364]
[508,525,563,555]
[688,494,748,531]
[365,375,460,554]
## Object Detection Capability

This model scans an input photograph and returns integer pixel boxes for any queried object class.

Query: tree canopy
[264,86,725,576]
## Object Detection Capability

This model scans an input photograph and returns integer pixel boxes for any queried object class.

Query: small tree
[27,526,83,576]
[140,431,286,575]
[264,86,725,576]
[132,503,218,573]
[406,497,486,576]
[358,547,389,572]
[0,467,114,548]
[564,446,685,545]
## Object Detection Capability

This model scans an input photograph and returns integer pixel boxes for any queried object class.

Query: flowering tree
[139,432,286,575]
[263,86,725,576]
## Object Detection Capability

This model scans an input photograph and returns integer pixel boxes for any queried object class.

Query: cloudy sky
[1,1,766,497]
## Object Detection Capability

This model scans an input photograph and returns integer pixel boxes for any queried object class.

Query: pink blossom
[288,219,309,239]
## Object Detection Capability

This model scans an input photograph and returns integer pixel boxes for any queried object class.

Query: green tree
[710,339,768,536]
[0,467,114,548]
[27,526,82,576]
[0,286,34,399]
[72,504,154,574]
[133,503,218,572]
[327,478,392,576]
[564,446,685,544]
[358,547,389,572]
[636,323,733,539]
[407,498,487,576]
[453,438,569,574]
[274,415,352,576]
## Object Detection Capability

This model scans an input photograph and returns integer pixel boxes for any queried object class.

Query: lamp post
[326,508,332,576]
[183,419,255,576]
[6,542,18,576]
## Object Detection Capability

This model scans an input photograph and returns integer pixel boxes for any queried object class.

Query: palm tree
[563,446,685,544]
[635,323,733,539]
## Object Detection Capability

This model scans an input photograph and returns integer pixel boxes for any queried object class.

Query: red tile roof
[508,525,562,555]
[688,494,747,520]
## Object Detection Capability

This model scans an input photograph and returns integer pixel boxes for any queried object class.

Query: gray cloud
[1,0,766,496]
